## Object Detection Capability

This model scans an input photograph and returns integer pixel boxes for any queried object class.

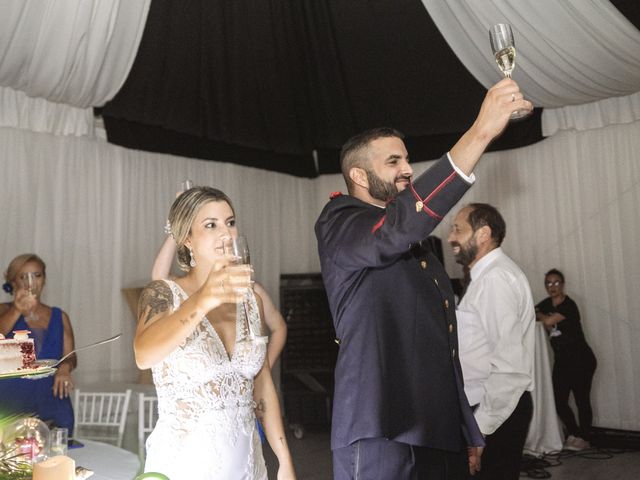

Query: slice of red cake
[0,330,36,373]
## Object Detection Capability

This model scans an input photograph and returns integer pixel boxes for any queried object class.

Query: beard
[365,168,402,203]
[451,237,479,267]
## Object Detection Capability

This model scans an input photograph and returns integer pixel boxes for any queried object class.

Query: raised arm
[254,282,287,369]
[450,77,532,176]
[151,236,178,281]
[317,155,472,270]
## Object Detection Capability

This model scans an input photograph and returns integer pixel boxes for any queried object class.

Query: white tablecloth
[523,322,564,456]
[68,439,139,480]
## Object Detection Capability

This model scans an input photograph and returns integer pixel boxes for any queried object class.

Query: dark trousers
[553,348,597,439]
[333,438,468,480]
[474,391,532,480]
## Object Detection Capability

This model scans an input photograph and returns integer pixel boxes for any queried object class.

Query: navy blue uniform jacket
[315,154,484,452]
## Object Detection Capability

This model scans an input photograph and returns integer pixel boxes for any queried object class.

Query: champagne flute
[222,236,265,343]
[22,272,37,322]
[489,23,529,120]
[179,179,194,193]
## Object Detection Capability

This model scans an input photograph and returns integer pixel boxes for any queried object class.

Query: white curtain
[0,126,318,386]
[0,0,151,136]
[422,0,640,134]
[1,119,639,430]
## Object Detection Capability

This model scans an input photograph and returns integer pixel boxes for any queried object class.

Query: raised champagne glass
[22,271,38,322]
[222,236,266,343]
[489,23,529,120]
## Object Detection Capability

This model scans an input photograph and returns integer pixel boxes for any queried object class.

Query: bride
[134,187,296,480]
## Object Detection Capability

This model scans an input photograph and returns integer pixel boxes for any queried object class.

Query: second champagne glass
[22,272,37,322]
[489,23,529,120]
[222,237,265,343]
[179,179,194,193]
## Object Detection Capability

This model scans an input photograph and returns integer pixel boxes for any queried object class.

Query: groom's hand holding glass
[489,23,531,120]
[465,77,533,150]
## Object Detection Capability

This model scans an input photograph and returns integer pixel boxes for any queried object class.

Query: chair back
[74,389,132,447]
[137,392,158,461]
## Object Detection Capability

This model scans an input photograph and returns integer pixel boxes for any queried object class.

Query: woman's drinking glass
[22,271,37,321]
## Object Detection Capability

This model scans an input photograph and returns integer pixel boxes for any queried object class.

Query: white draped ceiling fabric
[422,0,640,135]
[0,0,150,136]
[1,0,640,434]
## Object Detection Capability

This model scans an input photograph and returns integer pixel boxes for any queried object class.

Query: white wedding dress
[144,280,268,480]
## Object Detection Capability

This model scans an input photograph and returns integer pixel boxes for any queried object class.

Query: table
[523,322,564,456]
[68,439,140,480]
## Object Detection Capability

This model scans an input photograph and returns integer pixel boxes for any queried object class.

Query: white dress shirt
[457,247,535,435]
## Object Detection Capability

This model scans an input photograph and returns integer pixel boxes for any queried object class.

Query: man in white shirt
[448,203,535,480]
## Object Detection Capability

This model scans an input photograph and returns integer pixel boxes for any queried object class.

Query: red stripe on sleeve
[371,215,387,233]
[423,172,456,204]
[423,206,443,220]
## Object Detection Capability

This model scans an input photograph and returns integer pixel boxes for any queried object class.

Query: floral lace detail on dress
[150,280,267,461]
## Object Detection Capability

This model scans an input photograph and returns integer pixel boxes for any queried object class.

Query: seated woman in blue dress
[0,254,76,433]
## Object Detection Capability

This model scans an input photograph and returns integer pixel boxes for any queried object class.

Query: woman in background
[536,268,597,451]
[135,187,295,479]
[0,254,76,432]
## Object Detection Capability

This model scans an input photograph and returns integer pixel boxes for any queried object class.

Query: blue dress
[0,307,74,433]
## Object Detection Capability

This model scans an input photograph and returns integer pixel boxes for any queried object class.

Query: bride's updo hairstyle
[168,187,235,272]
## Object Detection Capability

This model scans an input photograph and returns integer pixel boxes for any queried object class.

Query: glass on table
[49,427,68,456]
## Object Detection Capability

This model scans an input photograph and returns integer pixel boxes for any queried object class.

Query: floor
[261,431,640,480]
[85,383,640,479]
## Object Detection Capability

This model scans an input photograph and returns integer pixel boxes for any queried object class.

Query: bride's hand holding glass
[196,256,253,313]
[222,236,266,342]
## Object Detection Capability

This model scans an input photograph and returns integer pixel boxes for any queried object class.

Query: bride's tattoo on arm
[139,281,172,325]
[179,311,198,326]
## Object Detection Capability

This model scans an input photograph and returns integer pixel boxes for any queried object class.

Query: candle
[32,455,75,480]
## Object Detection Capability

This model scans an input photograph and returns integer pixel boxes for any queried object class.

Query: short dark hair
[340,127,404,194]
[467,203,506,247]
[545,268,565,282]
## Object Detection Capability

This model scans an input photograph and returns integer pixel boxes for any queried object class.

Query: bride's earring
[189,248,196,268]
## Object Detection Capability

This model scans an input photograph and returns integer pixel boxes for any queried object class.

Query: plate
[0,360,57,380]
